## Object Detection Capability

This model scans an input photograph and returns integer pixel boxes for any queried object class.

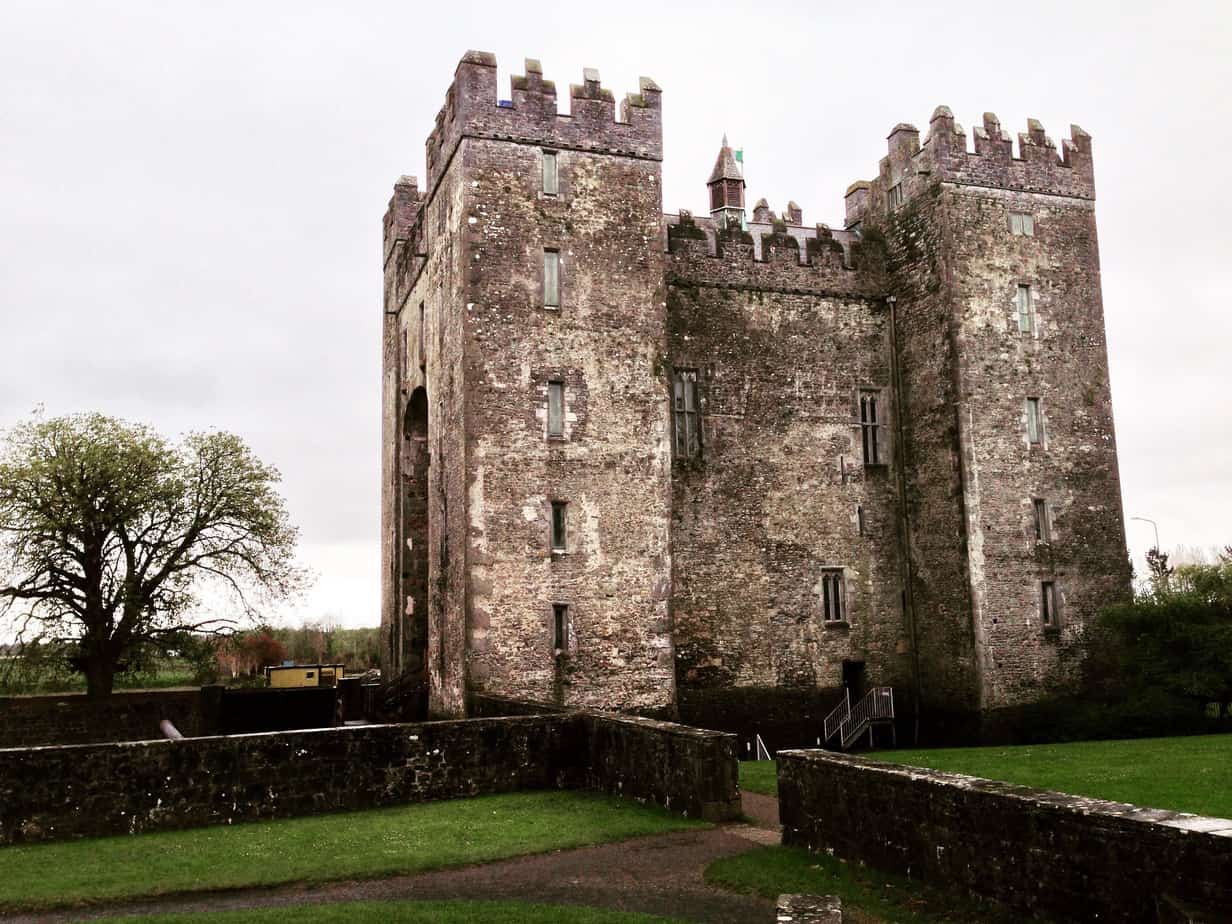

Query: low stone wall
[0,689,205,748]
[585,713,740,821]
[778,749,1232,923]
[0,709,738,845]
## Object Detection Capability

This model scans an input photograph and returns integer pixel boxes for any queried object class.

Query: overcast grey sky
[2,0,1228,628]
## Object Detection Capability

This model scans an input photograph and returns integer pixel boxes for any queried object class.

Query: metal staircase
[823,686,896,750]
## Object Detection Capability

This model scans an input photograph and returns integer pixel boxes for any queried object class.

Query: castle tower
[848,108,1131,720]
[707,135,745,228]
[381,54,674,717]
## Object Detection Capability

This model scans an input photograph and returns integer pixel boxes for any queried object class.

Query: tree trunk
[84,658,115,699]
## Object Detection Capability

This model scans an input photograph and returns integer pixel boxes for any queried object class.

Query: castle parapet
[922,107,1094,198]
[383,175,422,269]
[423,52,662,197]
[665,212,878,298]
[852,107,1095,222]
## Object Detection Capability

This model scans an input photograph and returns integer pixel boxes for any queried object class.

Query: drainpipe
[887,294,923,745]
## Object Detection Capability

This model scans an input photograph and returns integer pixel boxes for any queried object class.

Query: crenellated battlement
[421,52,662,199]
[382,174,422,270]
[665,210,879,297]
[845,107,1095,227]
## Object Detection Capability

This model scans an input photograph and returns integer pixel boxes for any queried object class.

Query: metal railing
[823,688,851,742]
[838,686,895,749]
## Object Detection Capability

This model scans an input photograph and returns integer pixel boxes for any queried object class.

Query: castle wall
[381,144,472,717]
[451,60,674,712]
[665,222,910,729]
[865,110,1129,712]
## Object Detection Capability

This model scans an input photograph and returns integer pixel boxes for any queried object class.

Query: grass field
[738,760,777,796]
[706,846,1022,923]
[0,791,703,912]
[878,734,1232,818]
[110,901,680,923]
[742,734,1232,818]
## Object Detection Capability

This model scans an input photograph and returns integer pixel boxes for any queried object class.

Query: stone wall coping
[0,712,567,756]
[778,749,1232,834]
[585,710,734,740]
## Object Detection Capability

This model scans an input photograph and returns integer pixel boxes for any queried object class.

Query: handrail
[823,688,851,742]
[839,686,895,749]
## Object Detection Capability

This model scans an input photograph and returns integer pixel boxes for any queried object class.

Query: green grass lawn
[742,735,1232,818]
[739,760,777,796]
[0,791,703,912]
[877,734,1232,818]
[111,900,680,923]
[706,846,1024,923]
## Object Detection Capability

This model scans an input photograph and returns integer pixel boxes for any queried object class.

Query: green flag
[734,148,743,163]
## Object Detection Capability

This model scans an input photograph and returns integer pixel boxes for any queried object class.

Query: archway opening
[398,387,430,696]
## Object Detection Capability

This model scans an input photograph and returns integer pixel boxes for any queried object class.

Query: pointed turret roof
[707,134,743,184]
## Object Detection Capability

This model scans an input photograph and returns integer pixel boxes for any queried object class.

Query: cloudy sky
[2,0,1228,628]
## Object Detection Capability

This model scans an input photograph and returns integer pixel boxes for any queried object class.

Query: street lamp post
[1130,516,1160,551]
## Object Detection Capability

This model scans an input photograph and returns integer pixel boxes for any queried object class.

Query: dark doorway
[842,659,866,701]
[398,387,430,689]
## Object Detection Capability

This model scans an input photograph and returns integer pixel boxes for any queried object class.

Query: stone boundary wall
[585,713,739,821]
[0,690,205,748]
[0,711,739,845]
[778,749,1232,923]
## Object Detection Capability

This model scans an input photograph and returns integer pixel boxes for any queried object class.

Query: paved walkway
[5,796,785,923]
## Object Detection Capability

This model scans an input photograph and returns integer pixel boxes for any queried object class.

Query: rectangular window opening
[552,604,568,652]
[673,369,701,460]
[1010,212,1035,236]
[1041,581,1058,627]
[550,501,567,552]
[544,250,560,308]
[542,151,558,196]
[887,183,903,210]
[418,302,426,371]
[1033,498,1051,542]
[547,380,565,438]
[1017,284,1034,334]
[859,391,882,465]
[857,505,865,537]
[821,570,846,623]
[1026,397,1043,445]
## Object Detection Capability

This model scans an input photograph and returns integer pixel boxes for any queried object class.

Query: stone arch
[397,386,430,694]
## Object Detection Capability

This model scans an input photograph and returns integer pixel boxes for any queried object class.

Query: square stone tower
[381,54,673,717]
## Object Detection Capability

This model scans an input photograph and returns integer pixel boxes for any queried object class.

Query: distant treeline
[0,623,381,694]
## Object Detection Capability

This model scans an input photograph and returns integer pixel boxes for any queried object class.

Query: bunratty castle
[380,52,1131,741]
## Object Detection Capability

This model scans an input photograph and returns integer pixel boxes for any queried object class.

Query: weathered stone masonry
[381,52,1130,732]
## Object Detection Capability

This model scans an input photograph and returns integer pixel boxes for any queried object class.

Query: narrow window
[887,183,903,209]
[1023,214,1035,236]
[550,501,567,552]
[709,184,723,211]
[542,151,558,196]
[544,250,560,308]
[1017,285,1034,334]
[673,369,701,460]
[859,391,881,465]
[418,302,426,371]
[1041,581,1058,627]
[547,380,564,438]
[1010,212,1035,236]
[821,570,846,623]
[1026,397,1043,445]
[1033,498,1051,542]
[552,604,568,652]
[857,505,866,537]
[726,180,742,206]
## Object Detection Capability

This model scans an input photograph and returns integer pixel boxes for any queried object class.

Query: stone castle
[379,52,1131,737]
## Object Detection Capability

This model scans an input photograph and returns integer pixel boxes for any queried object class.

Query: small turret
[707,134,745,228]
